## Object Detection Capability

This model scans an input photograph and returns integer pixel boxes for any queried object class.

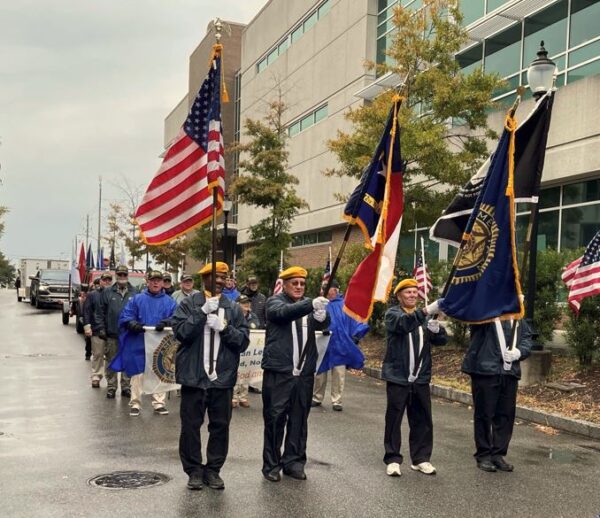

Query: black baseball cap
[148,270,163,280]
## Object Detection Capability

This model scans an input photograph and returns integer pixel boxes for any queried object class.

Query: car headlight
[39,284,50,292]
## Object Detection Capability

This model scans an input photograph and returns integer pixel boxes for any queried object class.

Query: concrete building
[167,0,600,273]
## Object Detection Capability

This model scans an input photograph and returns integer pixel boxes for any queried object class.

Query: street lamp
[222,196,233,266]
[525,41,557,350]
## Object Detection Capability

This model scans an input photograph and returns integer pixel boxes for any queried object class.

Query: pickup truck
[30,269,75,309]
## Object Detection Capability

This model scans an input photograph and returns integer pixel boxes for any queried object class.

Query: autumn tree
[327,0,504,230]
[231,98,307,290]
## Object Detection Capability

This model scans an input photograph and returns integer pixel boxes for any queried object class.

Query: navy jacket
[172,292,250,389]
[462,320,533,379]
[382,306,447,385]
[262,293,330,376]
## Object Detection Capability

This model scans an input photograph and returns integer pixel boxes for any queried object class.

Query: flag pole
[413,203,418,270]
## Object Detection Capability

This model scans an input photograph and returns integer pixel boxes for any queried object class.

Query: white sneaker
[410,462,437,475]
[386,463,401,477]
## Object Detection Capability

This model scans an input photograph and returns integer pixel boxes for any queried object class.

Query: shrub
[565,295,600,368]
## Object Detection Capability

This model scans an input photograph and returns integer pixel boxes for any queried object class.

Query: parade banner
[142,330,180,394]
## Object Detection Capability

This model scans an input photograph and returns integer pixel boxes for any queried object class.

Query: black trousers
[84,336,92,358]
[470,374,518,461]
[383,382,433,465]
[262,370,314,475]
[179,385,233,476]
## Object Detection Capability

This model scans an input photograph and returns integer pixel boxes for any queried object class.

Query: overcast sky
[0,0,265,263]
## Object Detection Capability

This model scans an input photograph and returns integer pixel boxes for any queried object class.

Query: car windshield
[40,270,70,283]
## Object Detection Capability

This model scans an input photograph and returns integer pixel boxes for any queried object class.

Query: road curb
[362,366,600,440]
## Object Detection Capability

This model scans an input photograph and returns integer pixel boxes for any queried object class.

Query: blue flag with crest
[439,114,524,324]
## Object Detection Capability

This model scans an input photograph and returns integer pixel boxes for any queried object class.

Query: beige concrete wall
[163,95,188,148]
[237,0,379,244]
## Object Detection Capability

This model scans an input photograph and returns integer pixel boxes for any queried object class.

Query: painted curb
[362,366,600,440]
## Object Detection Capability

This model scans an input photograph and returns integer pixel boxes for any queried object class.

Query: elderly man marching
[261,266,330,482]
[383,278,447,478]
[172,262,250,491]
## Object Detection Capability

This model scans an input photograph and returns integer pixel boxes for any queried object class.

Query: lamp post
[222,196,233,266]
[525,41,556,350]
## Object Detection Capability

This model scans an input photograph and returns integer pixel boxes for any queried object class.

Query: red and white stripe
[561,257,582,288]
[135,120,224,245]
[414,266,433,301]
[565,260,600,314]
[273,278,284,295]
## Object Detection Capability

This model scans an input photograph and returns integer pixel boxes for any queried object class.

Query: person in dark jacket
[383,278,446,478]
[95,265,136,399]
[240,275,267,328]
[163,273,176,296]
[261,266,330,483]
[172,262,250,491]
[78,284,92,360]
[232,294,260,409]
[462,318,532,473]
[84,273,112,388]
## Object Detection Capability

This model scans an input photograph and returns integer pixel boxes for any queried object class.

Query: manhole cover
[88,471,170,490]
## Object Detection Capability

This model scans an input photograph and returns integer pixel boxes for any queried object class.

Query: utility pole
[97,177,102,267]
[85,214,90,249]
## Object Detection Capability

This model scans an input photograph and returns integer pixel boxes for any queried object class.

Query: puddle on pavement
[521,446,595,466]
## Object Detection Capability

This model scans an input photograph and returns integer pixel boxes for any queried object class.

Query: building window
[457,44,483,74]
[484,24,522,78]
[523,1,568,66]
[459,0,484,26]
[570,0,600,48]
[568,58,600,83]
[255,0,331,75]
[561,204,600,250]
[291,229,332,247]
[287,104,328,137]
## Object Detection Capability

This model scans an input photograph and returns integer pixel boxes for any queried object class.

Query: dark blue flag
[343,102,403,249]
[86,244,94,271]
[439,115,524,323]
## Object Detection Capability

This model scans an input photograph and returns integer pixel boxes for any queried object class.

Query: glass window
[563,179,600,205]
[378,15,395,38]
[560,204,600,249]
[457,44,483,74]
[304,233,318,245]
[291,25,303,43]
[278,39,289,54]
[257,59,267,74]
[459,0,484,26]
[568,58,600,83]
[267,48,278,65]
[485,24,522,78]
[304,12,318,32]
[569,39,600,67]
[314,105,328,123]
[539,186,560,209]
[570,0,600,48]
[317,230,332,242]
[292,235,303,247]
[318,0,331,18]
[300,113,314,131]
[492,74,519,98]
[487,0,509,13]
[537,210,559,250]
[288,122,301,137]
[379,0,397,13]
[523,1,567,66]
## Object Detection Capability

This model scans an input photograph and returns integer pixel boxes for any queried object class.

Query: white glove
[519,294,525,304]
[206,313,226,332]
[425,299,442,315]
[313,309,327,322]
[201,296,220,315]
[427,319,440,333]
[502,348,521,363]
[312,296,329,311]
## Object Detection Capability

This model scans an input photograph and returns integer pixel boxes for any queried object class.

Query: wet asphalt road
[1,289,599,518]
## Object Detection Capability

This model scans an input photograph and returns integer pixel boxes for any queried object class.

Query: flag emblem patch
[152,335,179,384]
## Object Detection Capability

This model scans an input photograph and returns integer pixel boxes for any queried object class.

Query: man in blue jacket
[110,270,177,417]
[261,266,330,483]
[463,319,532,473]
[172,262,249,491]
[312,279,369,411]
[383,278,446,478]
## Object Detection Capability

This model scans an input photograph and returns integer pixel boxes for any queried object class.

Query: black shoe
[310,400,321,408]
[121,389,131,398]
[263,471,281,482]
[477,460,497,472]
[248,386,262,394]
[85,356,91,361]
[283,468,307,480]
[492,457,514,472]
[332,403,343,412]
[203,471,225,490]
[187,473,203,490]
[106,389,116,399]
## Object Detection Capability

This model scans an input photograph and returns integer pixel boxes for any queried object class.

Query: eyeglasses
[116,273,128,277]
[289,281,306,287]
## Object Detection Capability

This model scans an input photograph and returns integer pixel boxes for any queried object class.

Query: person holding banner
[383,279,446,478]
[261,266,330,482]
[172,262,249,491]
[112,270,177,417]
[462,320,532,472]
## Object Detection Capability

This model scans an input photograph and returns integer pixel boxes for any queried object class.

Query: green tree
[149,237,190,273]
[187,226,212,264]
[231,98,307,291]
[0,250,15,286]
[326,0,504,229]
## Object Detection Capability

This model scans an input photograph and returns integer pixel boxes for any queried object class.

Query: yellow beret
[279,266,307,280]
[393,278,418,295]
[198,262,229,276]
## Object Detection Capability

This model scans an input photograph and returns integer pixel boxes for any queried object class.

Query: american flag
[413,253,432,301]
[273,278,283,295]
[135,49,225,245]
[562,230,600,314]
